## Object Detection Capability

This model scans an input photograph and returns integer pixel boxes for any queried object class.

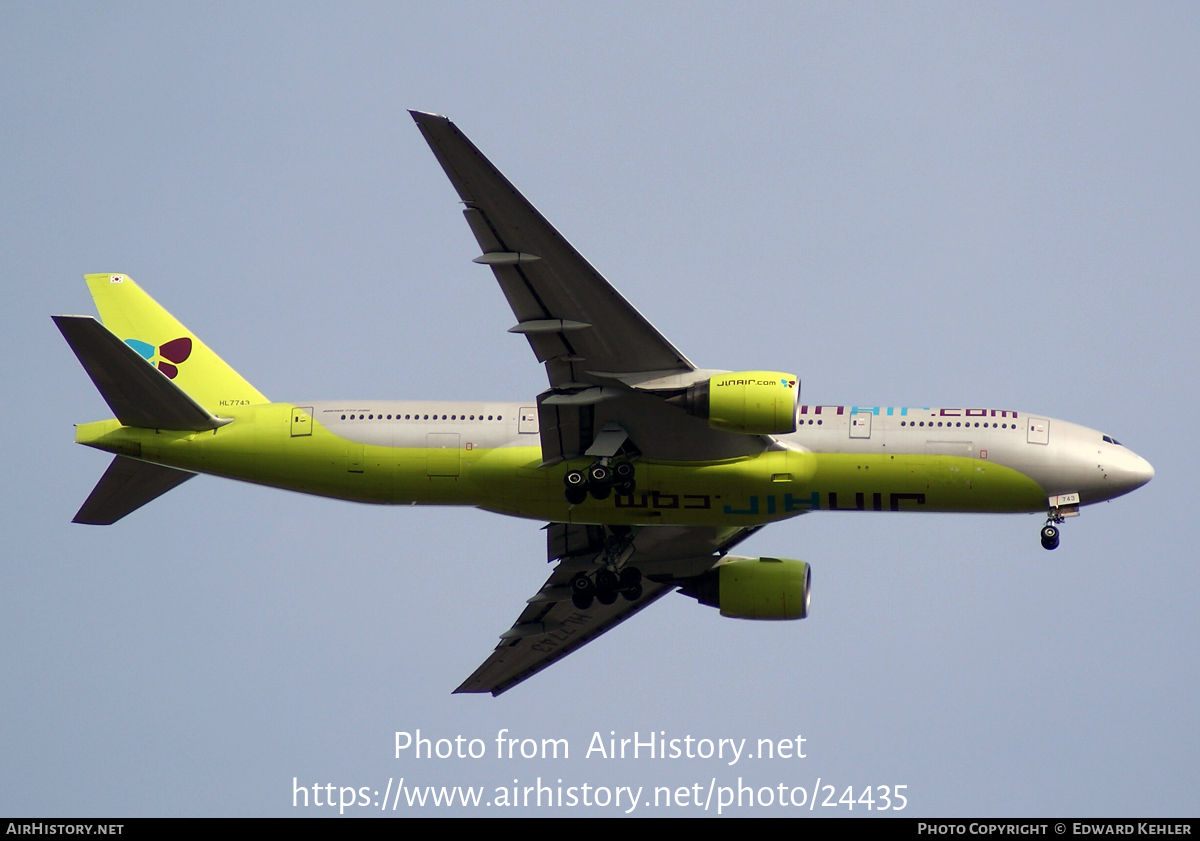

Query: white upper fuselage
[311,400,1153,508]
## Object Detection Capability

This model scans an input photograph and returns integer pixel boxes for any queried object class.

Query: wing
[411,110,702,391]
[412,111,768,464]
[455,523,761,696]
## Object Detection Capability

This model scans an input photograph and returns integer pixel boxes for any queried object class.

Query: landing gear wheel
[570,572,595,609]
[1040,524,1060,551]
[588,464,612,486]
[570,571,593,594]
[589,483,612,501]
[612,461,634,482]
[617,567,642,601]
[565,486,588,505]
[615,479,636,496]
[594,569,619,604]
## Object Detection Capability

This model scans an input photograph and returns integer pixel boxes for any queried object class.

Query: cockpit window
[1102,435,1123,446]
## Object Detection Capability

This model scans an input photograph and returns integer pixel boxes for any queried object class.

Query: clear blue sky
[2,2,1196,816]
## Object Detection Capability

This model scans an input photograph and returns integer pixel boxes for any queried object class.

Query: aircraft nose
[1131,454,1154,488]
[1112,450,1154,495]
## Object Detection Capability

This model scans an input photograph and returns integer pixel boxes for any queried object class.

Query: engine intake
[679,556,811,620]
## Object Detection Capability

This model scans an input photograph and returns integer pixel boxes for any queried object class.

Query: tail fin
[82,273,267,411]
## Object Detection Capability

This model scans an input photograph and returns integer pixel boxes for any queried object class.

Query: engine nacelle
[678,556,811,620]
[676,371,799,435]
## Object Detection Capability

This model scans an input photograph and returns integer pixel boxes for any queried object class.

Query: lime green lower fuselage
[75,400,1050,527]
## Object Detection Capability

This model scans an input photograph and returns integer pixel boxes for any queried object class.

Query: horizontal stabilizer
[53,315,228,431]
[73,455,195,525]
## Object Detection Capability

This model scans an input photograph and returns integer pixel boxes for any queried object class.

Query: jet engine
[678,556,811,620]
[670,371,799,435]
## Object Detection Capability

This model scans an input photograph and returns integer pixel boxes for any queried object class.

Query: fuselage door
[518,407,539,434]
[426,432,461,476]
[850,411,872,439]
[290,407,314,437]
[1027,418,1049,445]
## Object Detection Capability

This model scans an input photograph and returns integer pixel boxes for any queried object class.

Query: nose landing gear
[1040,523,1060,551]
[1039,493,1079,550]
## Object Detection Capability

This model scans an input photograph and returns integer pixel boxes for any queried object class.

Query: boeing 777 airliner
[54,112,1154,695]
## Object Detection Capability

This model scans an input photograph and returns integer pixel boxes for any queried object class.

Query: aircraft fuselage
[74,400,1153,528]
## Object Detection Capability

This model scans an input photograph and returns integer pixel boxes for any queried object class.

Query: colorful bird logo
[124,337,192,379]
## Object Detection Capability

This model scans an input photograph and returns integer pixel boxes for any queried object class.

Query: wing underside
[410,111,693,389]
[455,523,760,695]
[411,111,769,464]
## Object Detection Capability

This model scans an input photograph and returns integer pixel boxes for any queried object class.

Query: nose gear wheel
[1040,523,1060,551]
[1040,502,1071,550]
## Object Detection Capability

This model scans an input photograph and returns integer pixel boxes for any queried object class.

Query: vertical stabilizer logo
[125,337,192,379]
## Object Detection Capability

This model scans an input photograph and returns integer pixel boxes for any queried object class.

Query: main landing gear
[569,567,642,609]
[563,459,635,505]
[567,525,643,609]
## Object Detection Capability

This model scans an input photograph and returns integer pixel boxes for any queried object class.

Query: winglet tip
[409,109,449,123]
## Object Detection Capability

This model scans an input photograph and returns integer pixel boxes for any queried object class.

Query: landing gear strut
[1039,494,1079,550]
